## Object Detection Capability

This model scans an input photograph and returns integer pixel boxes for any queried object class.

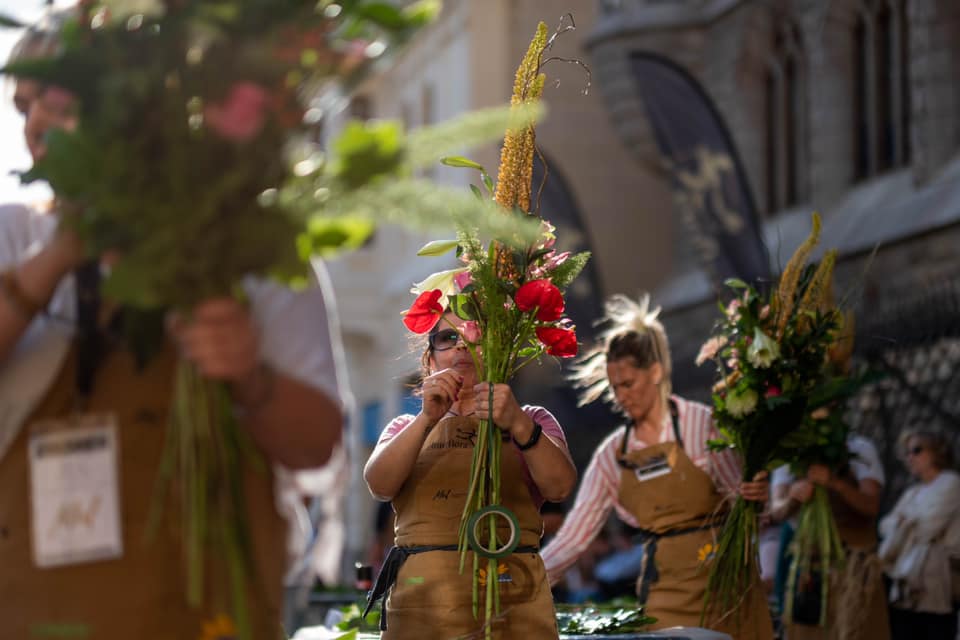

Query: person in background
[0,11,346,638]
[541,294,773,639]
[770,433,890,640]
[879,429,960,640]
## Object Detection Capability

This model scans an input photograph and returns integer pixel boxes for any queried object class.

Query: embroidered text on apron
[375,414,558,640]
[617,402,773,640]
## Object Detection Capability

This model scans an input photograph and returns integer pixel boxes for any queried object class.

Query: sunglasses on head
[429,328,464,351]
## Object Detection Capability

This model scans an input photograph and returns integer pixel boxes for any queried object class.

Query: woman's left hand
[740,470,770,503]
[170,297,260,382]
[473,382,529,440]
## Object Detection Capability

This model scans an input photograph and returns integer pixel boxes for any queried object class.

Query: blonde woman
[540,294,773,638]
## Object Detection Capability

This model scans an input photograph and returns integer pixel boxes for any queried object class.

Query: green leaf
[441,155,485,171]
[449,293,478,321]
[416,239,460,257]
[482,172,494,195]
[517,346,540,358]
[332,120,405,189]
[724,278,748,289]
[298,217,375,258]
[0,13,24,28]
[402,0,442,26]
[335,630,358,640]
[469,184,484,200]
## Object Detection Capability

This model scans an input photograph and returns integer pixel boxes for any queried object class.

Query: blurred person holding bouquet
[540,294,774,639]
[769,435,889,640]
[362,309,577,639]
[880,429,960,640]
[0,10,346,639]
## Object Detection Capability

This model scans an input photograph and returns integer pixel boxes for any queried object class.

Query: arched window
[852,0,910,179]
[764,21,805,214]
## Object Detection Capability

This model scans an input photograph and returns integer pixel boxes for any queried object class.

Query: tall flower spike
[795,249,838,334]
[774,212,822,338]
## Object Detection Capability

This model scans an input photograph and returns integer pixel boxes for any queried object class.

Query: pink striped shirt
[540,395,742,583]
[379,405,568,508]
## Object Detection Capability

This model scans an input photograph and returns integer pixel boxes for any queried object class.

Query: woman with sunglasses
[879,429,960,640]
[540,294,773,639]
[770,432,889,640]
[362,310,577,639]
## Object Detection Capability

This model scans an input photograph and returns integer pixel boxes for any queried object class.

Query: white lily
[747,327,780,369]
[410,267,470,308]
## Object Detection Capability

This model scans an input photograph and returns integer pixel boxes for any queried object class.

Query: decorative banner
[630,51,771,285]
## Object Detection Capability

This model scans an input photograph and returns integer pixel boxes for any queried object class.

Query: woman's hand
[789,479,815,504]
[740,470,770,502]
[473,382,529,441]
[420,368,463,424]
[806,464,833,488]
[171,298,260,382]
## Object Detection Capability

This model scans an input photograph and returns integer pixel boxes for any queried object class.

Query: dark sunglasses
[906,445,925,456]
[429,329,464,351]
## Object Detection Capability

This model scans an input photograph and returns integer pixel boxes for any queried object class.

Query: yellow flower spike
[774,212,822,338]
[795,249,838,334]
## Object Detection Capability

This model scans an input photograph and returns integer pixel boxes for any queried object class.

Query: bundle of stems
[785,485,845,626]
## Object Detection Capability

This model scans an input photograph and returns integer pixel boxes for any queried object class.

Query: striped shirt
[540,395,742,583]
[379,405,568,508]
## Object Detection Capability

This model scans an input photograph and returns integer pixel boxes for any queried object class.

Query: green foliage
[555,600,657,634]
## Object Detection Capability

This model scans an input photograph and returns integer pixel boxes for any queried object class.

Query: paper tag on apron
[633,453,672,482]
[28,414,123,568]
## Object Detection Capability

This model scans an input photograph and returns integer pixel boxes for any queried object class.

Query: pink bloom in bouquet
[461,320,482,343]
[204,82,270,143]
[764,385,782,398]
[695,335,728,366]
[453,270,473,291]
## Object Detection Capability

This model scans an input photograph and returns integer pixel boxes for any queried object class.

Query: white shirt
[0,202,349,579]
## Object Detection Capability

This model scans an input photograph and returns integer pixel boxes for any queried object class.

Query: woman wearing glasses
[362,310,577,639]
[880,430,960,640]
[540,295,773,639]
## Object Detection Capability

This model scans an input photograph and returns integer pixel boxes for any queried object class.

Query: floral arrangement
[401,21,590,637]
[1,1,539,637]
[696,213,850,623]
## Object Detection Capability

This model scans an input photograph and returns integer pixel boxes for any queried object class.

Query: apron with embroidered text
[384,414,558,640]
[617,415,773,639]
[0,343,287,640]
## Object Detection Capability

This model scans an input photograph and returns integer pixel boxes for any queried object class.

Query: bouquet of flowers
[401,21,590,637]
[696,213,847,622]
[1,1,540,637]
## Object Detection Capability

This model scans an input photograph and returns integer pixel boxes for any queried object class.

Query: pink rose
[461,321,482,343]
[453,271,473,292]
[204,82,270,143]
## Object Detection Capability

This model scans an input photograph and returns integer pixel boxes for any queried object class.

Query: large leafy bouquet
[0,1,535,637]
[401,21,590,638]
[697,213,846,621]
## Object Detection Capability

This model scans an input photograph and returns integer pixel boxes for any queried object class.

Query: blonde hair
[569,293,672,408]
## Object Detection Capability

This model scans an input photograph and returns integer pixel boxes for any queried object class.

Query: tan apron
[377,414,557,640]
[0,342,287,640]
[617,406,773,639]
[786,472,890,640]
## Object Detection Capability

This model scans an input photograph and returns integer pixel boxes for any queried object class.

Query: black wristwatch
[513,421,543,451]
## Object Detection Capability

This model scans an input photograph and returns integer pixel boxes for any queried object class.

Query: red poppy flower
[535,326,578,358]
[403,290,444,333]
[515,279,564,321]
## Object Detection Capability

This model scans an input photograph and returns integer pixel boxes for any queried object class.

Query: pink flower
[725,298,741,318]
[535,220,556,250]
[461,321,482,343]
[764,385,782,398]
[204,82,270,143]
[695,336,727,366]
[453,271,473,292]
